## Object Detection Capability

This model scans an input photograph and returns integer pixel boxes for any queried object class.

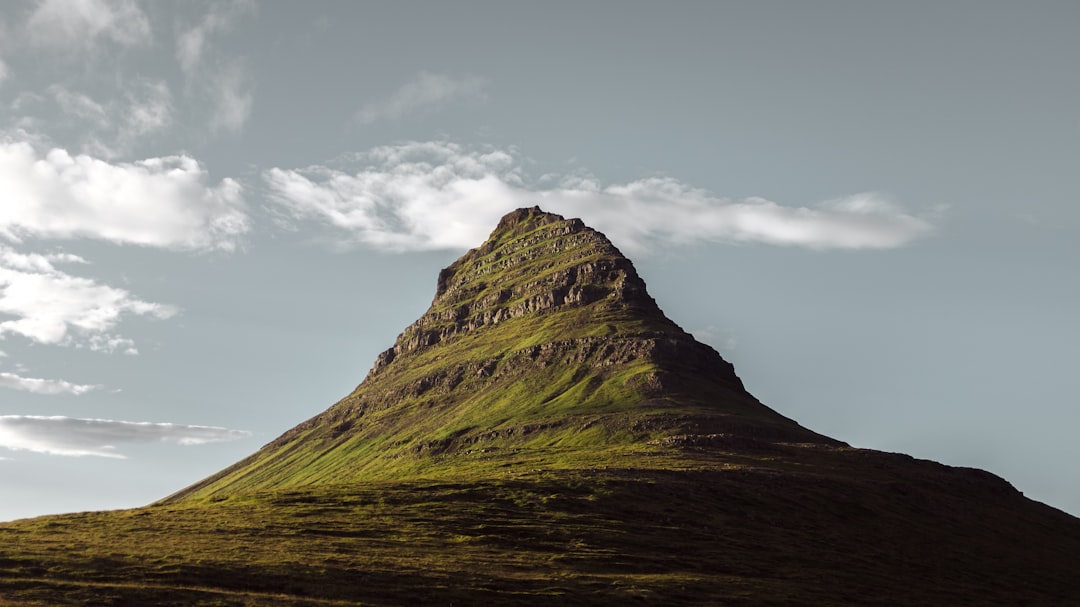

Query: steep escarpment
[167,207,833,500]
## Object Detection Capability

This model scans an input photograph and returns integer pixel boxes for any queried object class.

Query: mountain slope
[3,207,1079,606]
[166,206,833,500]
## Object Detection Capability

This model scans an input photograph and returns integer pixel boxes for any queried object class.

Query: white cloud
[265,141,934,253]
[0,415,251,458]
[0,141,248,250]
[0,371,101,395]
[85,334,139,354]
[0,57,9,84]
[0,244,176,350]
[26,0,151,51]
[355,71,489,125]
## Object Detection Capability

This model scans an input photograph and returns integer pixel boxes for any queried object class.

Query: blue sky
[0,1,1077,521]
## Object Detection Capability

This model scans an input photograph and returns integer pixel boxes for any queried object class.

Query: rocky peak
[370,207,673,375]
[435,206,651,305]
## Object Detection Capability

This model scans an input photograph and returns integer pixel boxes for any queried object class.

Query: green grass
[3,445,1080,606]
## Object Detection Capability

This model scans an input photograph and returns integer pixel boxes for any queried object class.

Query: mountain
[2,207,1079,606]
[166,205,834,500]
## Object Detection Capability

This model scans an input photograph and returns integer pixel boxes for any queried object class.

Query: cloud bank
[0,415,251,458]
[265,141,934,253]
[355,72,489,125]
[0,140,243,387]
[0,142,248,250]
[0,371,101,395]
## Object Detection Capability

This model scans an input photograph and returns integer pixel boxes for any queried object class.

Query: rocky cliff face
[369,206,672,374]
[169,207,835,499]
[363,206,752,398]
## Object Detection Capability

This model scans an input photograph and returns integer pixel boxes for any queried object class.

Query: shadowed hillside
[2,207,1078,606]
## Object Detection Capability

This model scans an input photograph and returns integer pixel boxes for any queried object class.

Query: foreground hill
[2,207,1078,606]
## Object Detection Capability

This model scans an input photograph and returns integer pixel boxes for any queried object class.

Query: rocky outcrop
[367,206,668,377]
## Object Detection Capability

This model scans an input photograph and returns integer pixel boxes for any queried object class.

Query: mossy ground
[3,444,1079,606]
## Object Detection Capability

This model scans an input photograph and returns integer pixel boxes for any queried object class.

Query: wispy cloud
[354,71,489,125]
[691,326,738,353]
[175,1,255,133]
[207,62,253,134]
[0,371,101,395]
[9,79,175,159]
[175,1,251,77]
[49,85,109,126]
[0,245,175,351]
[47,79,175,158]
[42,81,176,158]
[26,0,151,52]
[0,415,251,458]
[265,141,935,253]
[0,141,248,250]
[121,80,173,141]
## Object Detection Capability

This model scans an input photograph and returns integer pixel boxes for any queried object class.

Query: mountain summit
[6,207,1079,606]
[170,206,832,499]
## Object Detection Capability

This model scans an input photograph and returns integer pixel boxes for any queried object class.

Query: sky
[0,1,1077,522]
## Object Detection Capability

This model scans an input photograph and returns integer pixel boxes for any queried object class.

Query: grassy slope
[3,445,1080,606]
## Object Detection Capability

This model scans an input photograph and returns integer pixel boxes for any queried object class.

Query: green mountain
[167,206,834,500]
[2,207,1079,606]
